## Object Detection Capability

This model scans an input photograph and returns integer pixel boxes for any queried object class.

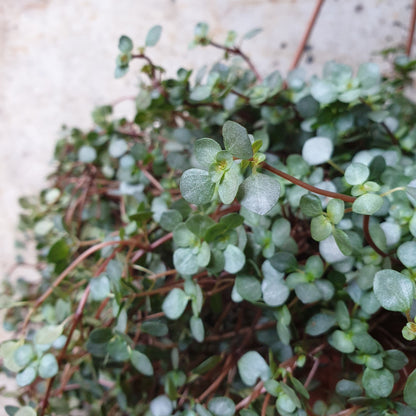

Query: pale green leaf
[404,368,416,408]
[118,35,133,53]
[208,397,235,416]
[162,288,189,320]
[397,241,416,268]
[16,366,37,387]
[302,137,333,165]
[238,173,280,215]
[328,330,355,353]
[374,269,414,312]
[194,138,221,169]
[300,194,323,217]
[345,163,369,185]
[235,275,261,302]
[311,214,332,241]
[150,395,173,416]
[362,368,394,399]
[352,193,383,215]
[130,350,154,376]
[310,80,337,104]
[38,353,59,378]
[190,316,204,342]
[305,312,336,336]
[238,351,271,386]
[223,244,245,274]
[222,121,253,159]
[145,25,162,47]
[180,168,216,205]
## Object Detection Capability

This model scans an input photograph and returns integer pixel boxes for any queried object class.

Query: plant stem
[208,40,262,82]
[362,215,388,257]
[261,162,356,203]
[290,0,326,70]
[407,0,416,56]
[21,239,130,332]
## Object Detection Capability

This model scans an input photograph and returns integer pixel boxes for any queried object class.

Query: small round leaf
[150,395,173,416]
[404,368,416,408]
[162,288,189,320]
[362,368,394,399]
[238,351,271,386]
[345,163,370,185]
[208,397,235,416]
[180,169,216,205]
[352,193,383,215]
[38,353,59,378]
[374,269,414,312]
[397,241,416,268]
[302,137,333,166]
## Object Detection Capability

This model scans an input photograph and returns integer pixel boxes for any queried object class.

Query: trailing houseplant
[2,21,416,416]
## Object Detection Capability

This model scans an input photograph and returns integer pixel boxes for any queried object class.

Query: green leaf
[145,25,162,47]
[118,35,133,53]
[186,214,215,239]
[235,275,262,302]
[295,282,322,304]
[373,269,415,312]
[261,274,289,307]
[47,239,69,263]
[311,215,332,241]
[130,350,154,376]
[398,241,416,268]
[14,345,35,368]
[345,163,370,185]
[333,228,353,256]
[358,62,380,90]
[238,173,280,215]
[208,397,235,416]
[302,137,333,165]
[190,85,212,101]
[362,368,394,399]
[109,139,128,158]
[160,209,183,232]
[16,366,37,387]
[180,169,216,205]
[15,407,37,416]
[351,332,379,354]
[328,330,355,353]
[327,199,344,224]
[222,121,253,159]
[310,80,337,104]
[141,320,168,337]
[90,275,111,301]
[335,379,362,397]
[194,138,222,169]
[86,328,113,357]
[335,301,350,330]
[190,316,204,342]
[300,194,323,217]
[306,312,336,336]
[242,27,262,40]
[162,288,189,320]
[384,349,408,371]
[150,395,173,416]
[404,369,416,408]
[193,355,221,375]
[218,163,240,204]
[352,193,383,215]
[78,145,97,163]
[223,244,245,274]
[38,353,59,378]
[35,324,64,346]
[238,351,271,386]
[173,223,197,247]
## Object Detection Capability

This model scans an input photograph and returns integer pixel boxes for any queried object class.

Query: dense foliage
[2,24,416,416]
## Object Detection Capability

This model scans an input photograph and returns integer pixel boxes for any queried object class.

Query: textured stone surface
[0,0,414,406]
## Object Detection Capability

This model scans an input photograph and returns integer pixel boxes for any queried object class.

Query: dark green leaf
[404,369,416,408]
[235,275,261,302]
[362,368,394,399]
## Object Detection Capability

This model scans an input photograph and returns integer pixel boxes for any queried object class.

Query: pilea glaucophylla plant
[2,21,416,416]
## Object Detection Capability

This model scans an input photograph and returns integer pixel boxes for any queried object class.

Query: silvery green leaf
[302,137,333,165]
[238,173,280,215]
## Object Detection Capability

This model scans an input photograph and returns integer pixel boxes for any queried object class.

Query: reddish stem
[261,162,356,203]
[362,215,389,257]
[290,0,326,70]
[406,0,416,56]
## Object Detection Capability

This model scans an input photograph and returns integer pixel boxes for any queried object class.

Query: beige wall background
[0,0,414,402]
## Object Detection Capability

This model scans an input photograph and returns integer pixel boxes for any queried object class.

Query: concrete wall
[0,0,414,402]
